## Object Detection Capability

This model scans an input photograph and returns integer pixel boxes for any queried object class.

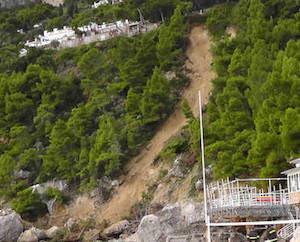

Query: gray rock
[131,200,205,242]
[125,233,138,241]
[30,228,47,240]
[0,208,13,216]
[151,183,170,204]
[136,215,165,242]
[205,166,213,178]
[164,71,176,81]
[17,230,38,242]
[111,180,120,187]
[195,180,203,190]
[0,212,23,242]
[30,180,68,214]
[44,198,56,214]
[167,155,186,178]
[45,226,62,239]
[13,170,31,180]
[158,200,205,228]
[168,166,185,178]
[173,155,183,166]
[103,220,130,237]
[91,177,118,207]
[31,180,68,195]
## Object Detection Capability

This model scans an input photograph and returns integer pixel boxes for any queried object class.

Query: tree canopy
[205,0,300,179]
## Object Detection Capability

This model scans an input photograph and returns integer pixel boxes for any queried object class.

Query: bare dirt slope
[85,25,217,223]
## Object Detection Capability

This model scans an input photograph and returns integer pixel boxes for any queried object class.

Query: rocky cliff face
[104,200,248,242]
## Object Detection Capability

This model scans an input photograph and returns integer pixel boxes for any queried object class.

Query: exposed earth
[52,24,217,226]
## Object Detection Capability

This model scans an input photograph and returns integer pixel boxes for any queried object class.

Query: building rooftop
[290,158,300,165]
[282,167,300,175]
[281,158,300,175]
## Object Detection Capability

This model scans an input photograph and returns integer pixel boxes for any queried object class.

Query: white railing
[277,223,297,240]
[207,178,289,210]
[210,191,289,209]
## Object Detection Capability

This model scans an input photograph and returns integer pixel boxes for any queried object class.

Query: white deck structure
[205,172,300,240]
[196,90,300,241]
[208,178,289,211]
[283,158,300,204]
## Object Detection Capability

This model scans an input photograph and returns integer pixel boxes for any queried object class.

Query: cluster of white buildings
[92,0,122,8]
[25,26,76,48]
[24,20,158,49]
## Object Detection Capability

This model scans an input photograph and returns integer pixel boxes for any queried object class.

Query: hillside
[48,24,215,226]
[96,25,215,223]
[0,0,300,241]
[204,0,300,179]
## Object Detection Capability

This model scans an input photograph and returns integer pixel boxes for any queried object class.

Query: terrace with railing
[207,178,295,219]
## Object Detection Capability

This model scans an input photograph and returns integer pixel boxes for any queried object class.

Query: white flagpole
[198,90,211,242]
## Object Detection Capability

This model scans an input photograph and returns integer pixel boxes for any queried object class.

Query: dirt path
[91,25,216,223]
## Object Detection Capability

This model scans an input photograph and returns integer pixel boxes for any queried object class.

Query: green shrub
[158,169,168,180]
[44,187,69,205]
[159,135,189,162]
[141,191,153,202]
[3,181,29,199]
[207,4,233,39]
[12,188,48,221]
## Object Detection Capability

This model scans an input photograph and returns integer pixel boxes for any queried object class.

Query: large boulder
[45,226,62,239]
[136,215,167,242]
[0,212,23,242]
[31,180,68,195]
[157,200,204,229]
[125,233,138,242]
[132,200,204,242]
[17,230,38,242]
[30,228,47,240]
[91,177,120,207]
[167,155,186,178]
[103,220,130,237]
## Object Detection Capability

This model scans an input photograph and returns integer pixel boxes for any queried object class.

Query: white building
[92,0,122,8]
[282,158,300,204]
[25,26,76,48]
[24,19,158,49]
